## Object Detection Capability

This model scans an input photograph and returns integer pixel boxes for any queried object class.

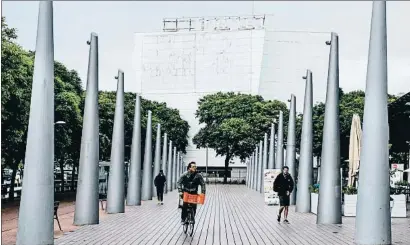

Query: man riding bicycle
[177,161,206,225]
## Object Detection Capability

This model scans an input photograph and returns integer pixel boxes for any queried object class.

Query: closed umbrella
[348,114,362,187]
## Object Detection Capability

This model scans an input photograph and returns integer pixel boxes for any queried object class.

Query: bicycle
[179,192,205,237]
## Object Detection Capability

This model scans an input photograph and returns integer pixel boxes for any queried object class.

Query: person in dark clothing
[273,166,294,223]
[154,170,166,205]
[177,161,206,224]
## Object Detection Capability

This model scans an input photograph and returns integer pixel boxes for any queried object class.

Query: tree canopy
[98,91,190,162]
[1,17,33,180]
[1,17,189,199]
[193,92,289,182]
[311,89,398,166]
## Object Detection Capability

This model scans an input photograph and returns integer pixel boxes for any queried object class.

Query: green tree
[193,92,288,183]
[1,17,84,198]
[98,92,189,165]
[1,17,34,199]
[312,89,398,166]
[54,62,83,192]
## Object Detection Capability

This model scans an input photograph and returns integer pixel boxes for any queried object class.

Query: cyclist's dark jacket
[177,171,206,195]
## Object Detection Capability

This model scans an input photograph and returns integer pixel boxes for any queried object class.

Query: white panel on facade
[258,31,330,112]
[133,28,264,167]
[133,19,330,167]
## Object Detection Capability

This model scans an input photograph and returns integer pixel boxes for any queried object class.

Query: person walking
[273,166,294,223]
[154,170,166,205]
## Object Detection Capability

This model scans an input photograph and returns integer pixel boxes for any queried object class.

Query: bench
[54,201,62,231]
[1,185,8,199]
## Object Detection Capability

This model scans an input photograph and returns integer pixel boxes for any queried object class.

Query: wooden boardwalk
[55,185,410,245]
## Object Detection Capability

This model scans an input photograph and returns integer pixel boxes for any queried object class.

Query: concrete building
[132,15,330,172]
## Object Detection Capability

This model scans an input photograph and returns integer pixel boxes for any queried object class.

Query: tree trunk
[223,155,231,184]
[59,159,65,193]
[8,162,19,201]
[71,165,76,192]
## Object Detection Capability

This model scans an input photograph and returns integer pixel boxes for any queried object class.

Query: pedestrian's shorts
[279,195,290,206]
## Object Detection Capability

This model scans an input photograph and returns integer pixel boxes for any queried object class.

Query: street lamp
[54,120,67,192]
[206,147,209,183]
[55,121,66,125]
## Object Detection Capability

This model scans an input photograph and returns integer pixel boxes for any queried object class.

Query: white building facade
[132,15,330,168]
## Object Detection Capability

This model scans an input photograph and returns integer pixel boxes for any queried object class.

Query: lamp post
[206,147,209,183]
[356,2,391,244]
[16,2,55,244]
[55,121,66,125]
[55,121,67,193]
[74,32,99,225]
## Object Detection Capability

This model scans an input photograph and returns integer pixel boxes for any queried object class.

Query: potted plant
[343,185,358,217]
[309,184,319,214]
[390,185,407,218]
[394,180,409,187]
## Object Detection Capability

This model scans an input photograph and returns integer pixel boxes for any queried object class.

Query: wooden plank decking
[55,185,410,245]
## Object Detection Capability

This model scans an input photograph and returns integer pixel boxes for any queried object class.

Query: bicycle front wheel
[183,217,189,234]
[188,211,195,237]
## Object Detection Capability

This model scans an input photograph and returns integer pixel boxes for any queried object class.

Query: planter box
[391,194,407,218]
[311,193,318,215]
[344,194,357,217]
[342,194,406,218]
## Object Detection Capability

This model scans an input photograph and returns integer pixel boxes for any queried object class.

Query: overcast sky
[2,1,410,96]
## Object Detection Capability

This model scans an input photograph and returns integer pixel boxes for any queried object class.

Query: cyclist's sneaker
[277,215,281,222]
[283,219,289,224]
[161,202,164,205]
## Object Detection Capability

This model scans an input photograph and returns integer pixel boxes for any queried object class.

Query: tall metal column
[176,152,180,183]
[106,70,125,214]
[251,151,255,189]
[180,153,183,174]
[276,111,284,169]
[126,95,142,205]
[247,156,252,188]
[74,33,100,225]
[251,156,255,188]
[263,133,268,170]
[259,141,264,193]
[180,155,184,175]
[286,94,297,204]
[162,134,168,194]
[268,123,275,169]
[255,146,260,191]
[141,111,153,201]
[296,70,313,213]
[356,2,391,244]
[16,2,55,244]
[152,124,161,198]
[206,147,209,183]
[172,147,177,189]
[179,154,182,176]
[167,141,173,192]
[317,32,342,224]
[246,157,249,187]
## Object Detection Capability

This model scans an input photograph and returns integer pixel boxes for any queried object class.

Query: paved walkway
[1,198,109,245]
[54,185,410,245]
